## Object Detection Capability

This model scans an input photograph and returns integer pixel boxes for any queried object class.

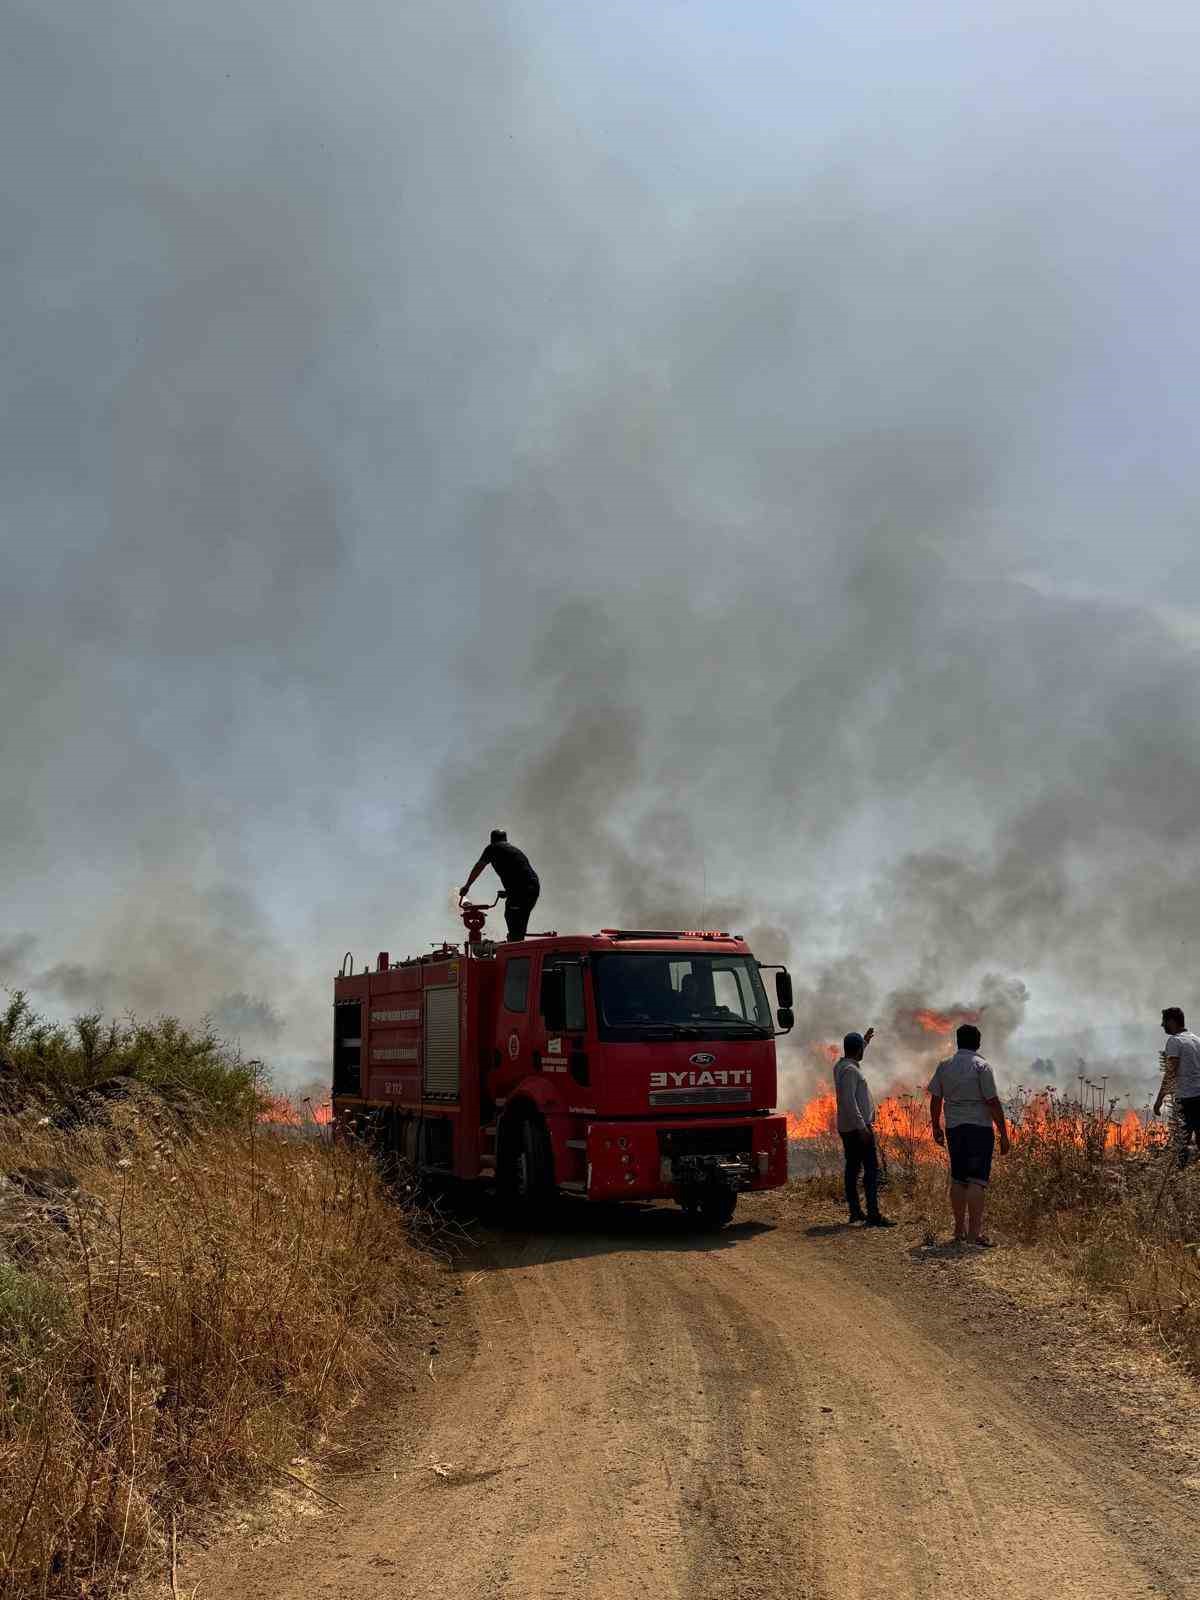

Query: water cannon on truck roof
[331,896,794,1229]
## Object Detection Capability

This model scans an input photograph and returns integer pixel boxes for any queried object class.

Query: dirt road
[188,1201,1200,1600]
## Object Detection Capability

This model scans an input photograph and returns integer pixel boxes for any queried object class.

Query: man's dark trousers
[1178,1095,1200,1167]
[839,1129,879,1220]
[504,893,539,941]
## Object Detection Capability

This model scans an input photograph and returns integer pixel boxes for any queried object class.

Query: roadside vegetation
[0,995,442,1599]
[0,992,260,1124]
[791,1088,1200,1370]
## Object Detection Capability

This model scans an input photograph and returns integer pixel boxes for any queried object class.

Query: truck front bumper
[584,1115,788,1202]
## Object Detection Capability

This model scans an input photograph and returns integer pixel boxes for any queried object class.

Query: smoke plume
[4,2,1199,1103]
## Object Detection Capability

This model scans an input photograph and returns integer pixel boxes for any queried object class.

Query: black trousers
[504,892,539,941]
[1178,1096,1200,1166]
[840,1129,879,1219]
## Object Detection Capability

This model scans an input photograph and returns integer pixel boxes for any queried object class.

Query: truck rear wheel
[497,1110,555,1221]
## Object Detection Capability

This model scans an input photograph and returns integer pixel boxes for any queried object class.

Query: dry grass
[0,1091,441,1598]
[793,1093,1200,1372]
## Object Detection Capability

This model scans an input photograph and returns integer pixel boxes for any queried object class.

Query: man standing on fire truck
[459,830,541,941]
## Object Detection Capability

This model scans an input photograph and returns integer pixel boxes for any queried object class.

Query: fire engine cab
[331,899,795,1228]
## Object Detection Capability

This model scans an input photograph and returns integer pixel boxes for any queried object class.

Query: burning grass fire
[785,1081,1159,1156]
[912,1007,977,1036]
[783,992,1165,1155]
[258,1093,333,1131]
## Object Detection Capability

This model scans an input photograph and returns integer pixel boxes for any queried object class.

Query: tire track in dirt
[721,1228,1190,1599]
[660,1254,819,1598]
[178,1204,1200,1600]
[483,1228,692,1597]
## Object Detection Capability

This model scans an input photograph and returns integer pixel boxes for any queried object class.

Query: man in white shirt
[833,1028,894,1228]
[928,1024,1010,1247]
[1153,1007,1200,1168]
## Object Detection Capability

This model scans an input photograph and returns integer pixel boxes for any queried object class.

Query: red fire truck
[331,897,795,1228]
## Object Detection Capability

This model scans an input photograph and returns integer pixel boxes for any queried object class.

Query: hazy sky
[4,1,1199,1100]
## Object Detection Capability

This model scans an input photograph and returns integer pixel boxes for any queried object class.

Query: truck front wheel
[497,1110,555,1221]
[683,1185,738,1231]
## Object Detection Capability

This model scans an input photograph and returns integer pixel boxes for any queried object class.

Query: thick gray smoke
[4,2,1199,1105]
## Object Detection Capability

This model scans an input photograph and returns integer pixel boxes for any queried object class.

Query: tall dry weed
[0,1096,439,1598]
[862,1091,1200,1368]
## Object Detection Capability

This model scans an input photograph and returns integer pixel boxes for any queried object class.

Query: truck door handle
[531,1049,541,1069]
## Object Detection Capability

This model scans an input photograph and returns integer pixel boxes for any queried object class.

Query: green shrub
[0,1265,69,1358]
[0,992,261,1123]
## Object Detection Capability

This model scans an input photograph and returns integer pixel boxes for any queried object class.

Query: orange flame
[912,1008,977,1035]
[1014,1092,1153,1154]
[873,1093,935,1142]
[258,1094,333,1128]
[785,1082,1159,1154]
[785,1082,837,1140]
[786,1078,935,1144]
[1110,1107,1149,1153]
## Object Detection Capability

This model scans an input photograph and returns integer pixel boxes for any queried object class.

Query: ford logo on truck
[689,1052,716,1065]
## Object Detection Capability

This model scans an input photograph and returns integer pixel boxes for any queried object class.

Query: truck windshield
[593,953,772,1038]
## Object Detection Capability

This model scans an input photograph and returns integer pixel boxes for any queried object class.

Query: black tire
[373,1108,402,1184]
[497,1110,555,1222]
[685,1185,737,1231]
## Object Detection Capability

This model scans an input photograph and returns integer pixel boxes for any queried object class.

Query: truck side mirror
[776,1006,794,1033]
[541,967,567,1032]
[774,970,793,1009]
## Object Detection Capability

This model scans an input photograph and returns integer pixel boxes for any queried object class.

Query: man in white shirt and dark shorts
[927,1023,1010,1247]
[1154,1007,1200,1168]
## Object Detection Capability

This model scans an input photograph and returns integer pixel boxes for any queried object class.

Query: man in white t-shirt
[1154,1007,1200,1168]
[927,1023,1010,1247]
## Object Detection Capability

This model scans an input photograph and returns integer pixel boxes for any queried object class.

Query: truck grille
[659,1125,753,1157]
[649,1087,752,1107]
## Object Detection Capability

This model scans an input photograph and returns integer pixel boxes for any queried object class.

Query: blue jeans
[840,1130,879,1219]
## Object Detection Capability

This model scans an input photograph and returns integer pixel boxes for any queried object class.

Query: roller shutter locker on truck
[423,985,460,1097]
